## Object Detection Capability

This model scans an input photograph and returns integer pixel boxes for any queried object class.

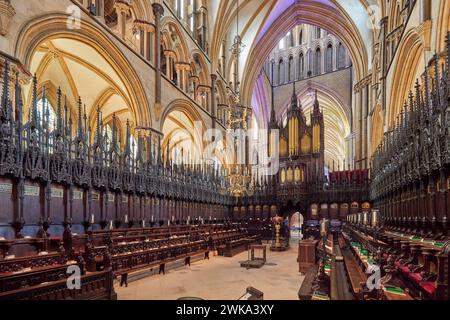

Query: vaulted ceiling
[210,0,376,95]
[25,37,135,133]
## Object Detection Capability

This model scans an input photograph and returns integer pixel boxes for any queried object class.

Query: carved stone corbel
[0,0,15,36]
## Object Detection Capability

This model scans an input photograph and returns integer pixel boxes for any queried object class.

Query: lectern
[298,240,318,273]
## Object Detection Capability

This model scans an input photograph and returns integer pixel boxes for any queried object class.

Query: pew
[217,235,261,257]
[0,270,116,300]
[343,224,441,300]
[0,224,250,299]
[342,248,366,298]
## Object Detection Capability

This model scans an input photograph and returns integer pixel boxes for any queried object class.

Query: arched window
[307,50,313,77]
[288,56,294,82]
[287,31,294,48]
[104,124,113,152]
[298,53,304,80]
[279,37,285,50]
[188,0,195,32]
[315,27,321,39]
[278,59,285,85]
[314,48,321,75]
[270,60,275,83]
[37,97,56,133]
[326,44,333,73]
[338,43,346,69]
[299,30,303,45]
[175,0,185,19]
[129,134,138,159]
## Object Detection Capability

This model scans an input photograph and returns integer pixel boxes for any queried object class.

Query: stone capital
[175,62,190,71]
[152,2,164,19]
[163,50,176,59]
[133,20,155,33]
[114,0,131,14]
[198,84,211,92]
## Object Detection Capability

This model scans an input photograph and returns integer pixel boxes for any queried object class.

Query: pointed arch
[14,13,152,128]
[388,28,424,127]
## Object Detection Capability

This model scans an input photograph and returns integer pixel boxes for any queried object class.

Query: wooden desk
[250,245,267,263]
[298,240,318,273]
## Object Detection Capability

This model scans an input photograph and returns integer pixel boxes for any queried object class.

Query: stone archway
[240,1,370,108]
[14,14,151,128]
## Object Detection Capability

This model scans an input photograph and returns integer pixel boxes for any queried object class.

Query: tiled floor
[116,241,304,300]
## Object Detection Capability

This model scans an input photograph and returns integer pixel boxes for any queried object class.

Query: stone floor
[116,241,304,300]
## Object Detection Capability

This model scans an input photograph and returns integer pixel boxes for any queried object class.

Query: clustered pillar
[152,2,164,115]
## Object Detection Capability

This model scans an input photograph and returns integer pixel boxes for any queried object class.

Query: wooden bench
[342,249,367,298]
[0,270,116,300]
[113,248,210,285]
[298,265,319,300]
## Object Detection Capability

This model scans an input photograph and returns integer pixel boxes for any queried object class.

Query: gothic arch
[388,28,424,127]
[14,13,152,128]
[160,99,206,132]
[191,50,210,85]
[388,0,403,33]
[161,17,190,63]
[161,100,207,163]
[240,1,369,108]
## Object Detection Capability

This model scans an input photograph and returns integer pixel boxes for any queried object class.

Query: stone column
[190,76,199,100]
[221,40,227,76]
[96,0,105,18]
[164,50,171,79]
[380,17,388,114]
[175,63,183,90]
[152,2,164,119]
[114,1,130,39]
[183,64,191,93]
[134,21,155,62]
[321,45,325,75]
[175,63,190,91]
[361,79,368,162]
[164,50,176,81]
[210,74,217,132]
[353,82,363,164]
[133,21,145,56]
[333,42,338,71]
[198,85,211,112]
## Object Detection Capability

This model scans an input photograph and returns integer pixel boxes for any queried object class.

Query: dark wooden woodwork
[0,270,116,300]
[298,240,318,273]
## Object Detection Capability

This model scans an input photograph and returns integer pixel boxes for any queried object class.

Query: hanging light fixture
[226,0,253,198]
